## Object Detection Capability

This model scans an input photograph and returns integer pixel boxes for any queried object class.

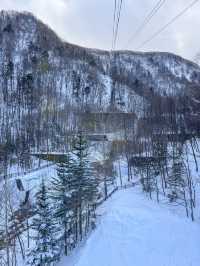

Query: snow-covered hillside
[1,10,200,266]
[1,10,200,114]
[1,10,200,152]
[60,187,200,266]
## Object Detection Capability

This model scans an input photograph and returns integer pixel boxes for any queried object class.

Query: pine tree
[50,138,99,256]
[27,180,59,266]
[71,133,98,240]
[51,154,74,255]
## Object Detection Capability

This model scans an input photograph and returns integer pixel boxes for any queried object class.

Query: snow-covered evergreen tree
[51,154,74,255]
[50,138,99,256]
[71,133,98,240]
[27,180,59,266]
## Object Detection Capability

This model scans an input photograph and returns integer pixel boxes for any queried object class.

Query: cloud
[0,0,199,61]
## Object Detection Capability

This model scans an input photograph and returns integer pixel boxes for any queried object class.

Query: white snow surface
[59,187,200,266]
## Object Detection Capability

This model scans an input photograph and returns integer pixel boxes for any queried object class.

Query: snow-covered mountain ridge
[1,10,200,115]
[1,10,200,150]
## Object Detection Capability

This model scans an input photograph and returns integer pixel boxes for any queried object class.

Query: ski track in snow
[60,187,200,266]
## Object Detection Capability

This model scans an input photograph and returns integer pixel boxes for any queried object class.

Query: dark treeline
[121,89,200,222]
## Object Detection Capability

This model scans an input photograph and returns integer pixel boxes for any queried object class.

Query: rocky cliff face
[0,11,200,150]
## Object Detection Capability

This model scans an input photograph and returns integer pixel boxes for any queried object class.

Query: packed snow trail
[60,187,200,266]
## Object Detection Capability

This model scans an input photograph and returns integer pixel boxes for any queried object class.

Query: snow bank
[60,187,200,266]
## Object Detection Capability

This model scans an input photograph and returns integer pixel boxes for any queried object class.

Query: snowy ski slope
[60,187,200,266]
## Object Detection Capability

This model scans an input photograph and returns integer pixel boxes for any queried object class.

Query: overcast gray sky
[0,0,200,61]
